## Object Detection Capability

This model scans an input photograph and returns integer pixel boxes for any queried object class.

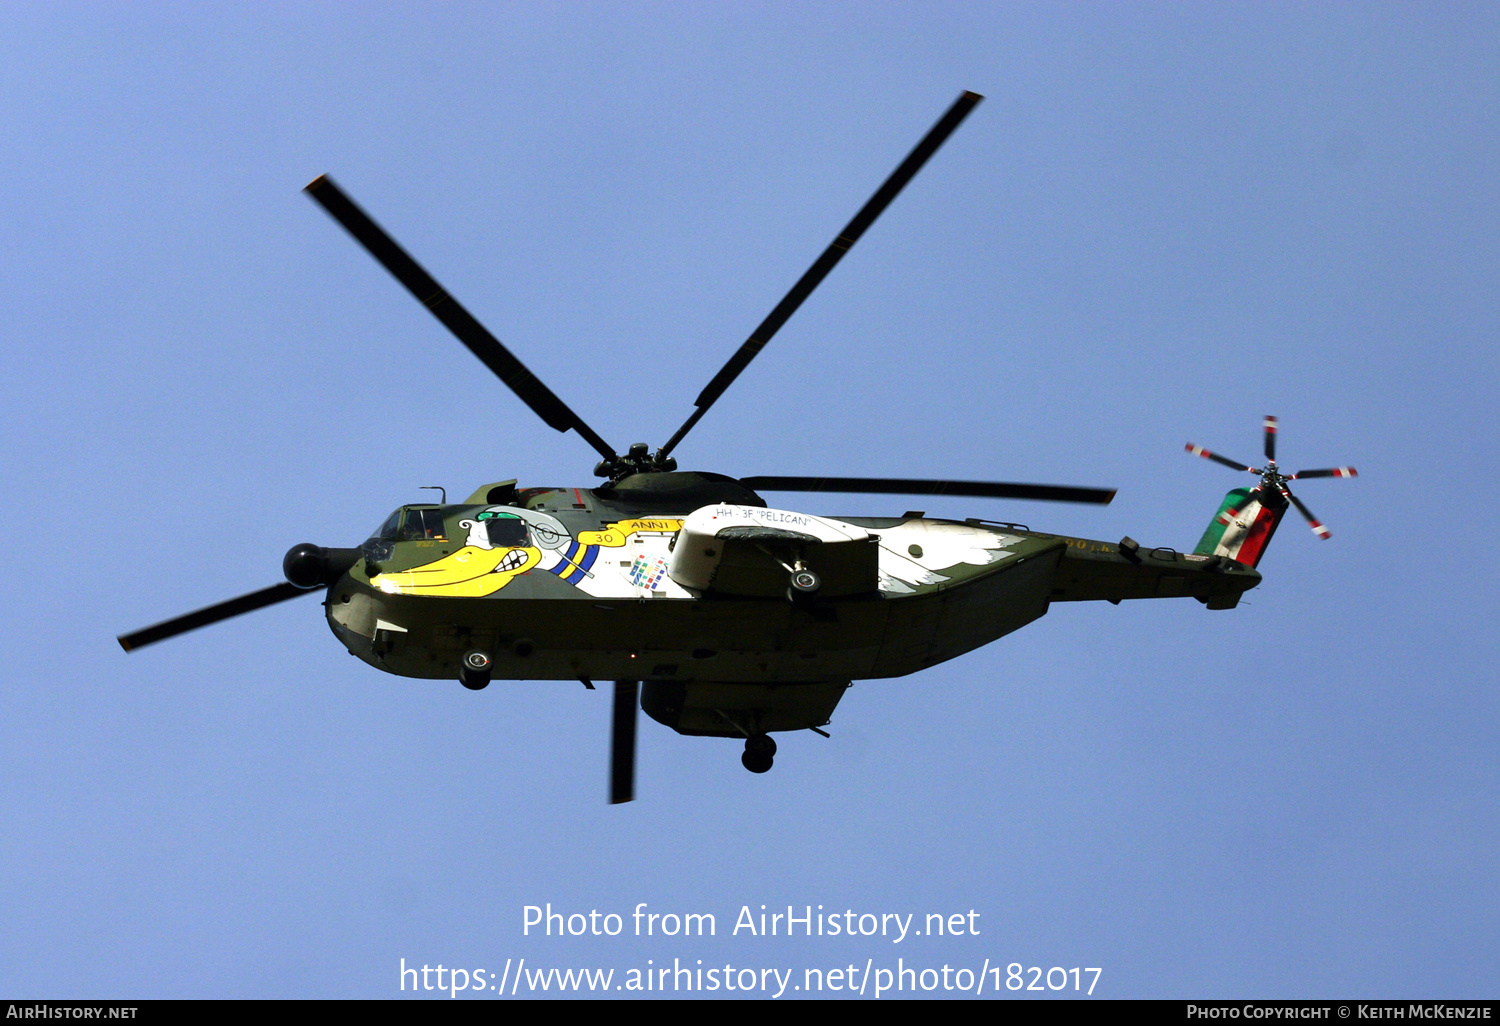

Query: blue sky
[2,3,1497,999]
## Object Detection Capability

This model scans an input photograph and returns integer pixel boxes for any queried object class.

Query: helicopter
[119,91,1356,804]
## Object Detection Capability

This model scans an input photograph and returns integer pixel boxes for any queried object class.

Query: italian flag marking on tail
[1195,487,1285,568]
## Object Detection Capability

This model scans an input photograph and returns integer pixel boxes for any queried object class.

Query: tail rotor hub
[1256,461,1290,495]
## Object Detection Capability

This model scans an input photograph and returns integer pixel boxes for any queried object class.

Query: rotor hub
[1257,461,1288,490]
[594,443,677,481]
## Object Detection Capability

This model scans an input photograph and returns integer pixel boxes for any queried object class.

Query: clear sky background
[2,3,1497,1000]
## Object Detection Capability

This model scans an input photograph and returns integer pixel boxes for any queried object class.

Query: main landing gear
[787,568,821,604]
[753,541,822,605]
[741,733,777,774]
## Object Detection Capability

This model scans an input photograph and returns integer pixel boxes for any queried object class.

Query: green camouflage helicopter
[119,92,1355,803]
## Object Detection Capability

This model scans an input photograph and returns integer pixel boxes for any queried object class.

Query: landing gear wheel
[789,570,821,594]
[741,750,774,774]
[787,570,821,606]
[741,733,776,773]
[745,734,777,758]
[459,649,493,691]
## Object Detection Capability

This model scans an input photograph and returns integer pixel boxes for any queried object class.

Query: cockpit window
[371,507,447,542]
[400,508,447,541]
[373,510,402,541]
[477,509,528,547]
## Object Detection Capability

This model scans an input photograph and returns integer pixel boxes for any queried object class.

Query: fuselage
[324,472,1260,731]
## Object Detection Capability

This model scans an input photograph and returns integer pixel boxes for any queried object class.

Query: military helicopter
[119,91,1356,804]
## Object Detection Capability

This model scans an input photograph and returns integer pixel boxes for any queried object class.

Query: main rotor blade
[609,680,639,805]
[1281,487,1331,539]
[1291,466,1358,480]
[658,91,984,458]
[741,475,1115,505]
[119,583,313,651]
[1185,443,1256,474]
[1263,415,1278,462]
[305,175,617,462]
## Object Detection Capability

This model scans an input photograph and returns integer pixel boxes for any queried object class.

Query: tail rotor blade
[119,583,314,651]
[609,680,639,805]
[1185,443,1255,474]
[1264,415,1278,462]
[1281,487,1331,539]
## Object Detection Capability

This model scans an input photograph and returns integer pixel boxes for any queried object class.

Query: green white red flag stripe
[1195,487,1285,568]
[1217,487,1261,524]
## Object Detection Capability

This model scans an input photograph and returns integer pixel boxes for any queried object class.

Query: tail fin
[1194,488,1286,568]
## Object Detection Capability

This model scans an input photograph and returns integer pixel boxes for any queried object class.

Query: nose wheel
[459,649,493,690]
[741,733,776,774]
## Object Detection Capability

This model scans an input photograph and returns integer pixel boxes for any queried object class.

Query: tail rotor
[1186,415,1356,541]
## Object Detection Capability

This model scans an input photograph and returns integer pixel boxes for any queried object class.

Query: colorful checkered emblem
[629,555,668,590]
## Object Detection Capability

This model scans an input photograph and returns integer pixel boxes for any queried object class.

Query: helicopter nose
[283,544,361,589]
